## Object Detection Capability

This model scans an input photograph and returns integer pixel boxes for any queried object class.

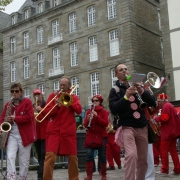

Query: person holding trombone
[35,77,82,180]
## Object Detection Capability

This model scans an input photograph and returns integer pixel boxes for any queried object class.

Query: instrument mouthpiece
[125,74,131,81]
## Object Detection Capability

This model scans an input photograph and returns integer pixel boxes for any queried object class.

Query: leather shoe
[118,165,121,169]
[107,166,115,170]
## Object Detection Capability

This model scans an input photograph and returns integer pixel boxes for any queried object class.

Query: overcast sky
[4,0,26,14]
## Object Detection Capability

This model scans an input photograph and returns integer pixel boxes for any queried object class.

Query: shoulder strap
[113,85,120,93]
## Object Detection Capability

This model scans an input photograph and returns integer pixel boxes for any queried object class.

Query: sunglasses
[119,68,127,72]
[11,90,20,93]
[92,100,99,102]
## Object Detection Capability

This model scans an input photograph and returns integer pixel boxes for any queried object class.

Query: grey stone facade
[1,0,164,109]
[0,11,10,113]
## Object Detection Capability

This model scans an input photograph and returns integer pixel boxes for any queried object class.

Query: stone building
[0,11,10,113]
[160,0,180,100]
[1,0,164,109]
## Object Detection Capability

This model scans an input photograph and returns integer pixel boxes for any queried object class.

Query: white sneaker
[169,171,180,175]
[156,171,168,176]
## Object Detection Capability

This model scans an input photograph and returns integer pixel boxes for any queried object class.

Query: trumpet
[34,96,39,116]
[35,84,78,123]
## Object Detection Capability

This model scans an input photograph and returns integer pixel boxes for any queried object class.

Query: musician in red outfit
[155,93,180,175]
[106,122,121,170]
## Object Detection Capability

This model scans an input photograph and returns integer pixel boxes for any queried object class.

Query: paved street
[1,156,180,180]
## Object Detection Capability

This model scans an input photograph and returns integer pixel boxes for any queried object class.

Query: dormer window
[24,9,29,19]
[54,0,59,7]
[38,3,43,13]
[11,16,16,25]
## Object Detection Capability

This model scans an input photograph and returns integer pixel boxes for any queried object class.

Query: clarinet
[87,104,96,129]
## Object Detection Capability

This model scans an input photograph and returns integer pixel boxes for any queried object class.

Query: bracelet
[124,95,129,100]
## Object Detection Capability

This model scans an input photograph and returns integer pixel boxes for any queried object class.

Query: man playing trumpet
[108,63,156,180]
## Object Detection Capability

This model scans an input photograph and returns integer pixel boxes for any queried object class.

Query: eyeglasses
[92,100,99,102]
[119,68,127,72]
[11,90,20,93]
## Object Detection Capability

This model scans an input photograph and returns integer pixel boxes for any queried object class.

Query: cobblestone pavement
[1,156,180,180]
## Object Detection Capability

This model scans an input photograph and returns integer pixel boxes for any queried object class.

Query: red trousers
[106,133,121,167]
[160,138,180,174]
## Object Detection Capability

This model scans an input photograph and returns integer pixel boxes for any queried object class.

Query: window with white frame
[54,0,59,7]
[157,9,162,31]
[24,9,29,19]
[24,88,30,97]
[107,0,117,19]
[24,57,30,79]
[38,3,43,13]
[70,42,78,67]
[160,39,164,64]
[69,13,77,33]
[87,5,96,27]
[53,48,60,69]
[10,61,16,82]
[54,81,59,91]
[37,26,43,44]
[10,37,16,53]
[111,68,118,87]
[38,84,45,94]
[11,15,16,25]
[71,77,79,97]
[24,32,29,49]
[52,20,59,37]
[109,29,119,57]
[38,52,44,75]
[89,36,98,62]
[91,72,100,96]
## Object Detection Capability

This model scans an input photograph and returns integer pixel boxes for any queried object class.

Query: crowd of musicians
[0,63,180,180]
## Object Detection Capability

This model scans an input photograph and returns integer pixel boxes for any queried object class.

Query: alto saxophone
[0,97,13,149]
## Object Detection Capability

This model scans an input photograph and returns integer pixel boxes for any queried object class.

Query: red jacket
[84,106,109,138]
[155,102,180,140]
[0,98,36,147]
[34,100,48,139]
[42,91,82,155]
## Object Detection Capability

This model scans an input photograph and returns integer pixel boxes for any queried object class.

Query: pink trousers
[122,126,148,180]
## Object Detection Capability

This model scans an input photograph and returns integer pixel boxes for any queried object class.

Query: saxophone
[0,97,13,149]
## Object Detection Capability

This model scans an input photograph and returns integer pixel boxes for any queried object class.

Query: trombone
[35,84,78,123]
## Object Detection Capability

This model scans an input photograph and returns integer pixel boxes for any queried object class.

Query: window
[53,48,60,69]
[54,81,59,91]
[38,52,44,75]
[91,72,100,96]
[160,39,164,64]
[38,84,45,94]
[37,26,43,44]
[24,88,30,97]
[157,9,162,31]
[24,57,30,79]
[70,42,78,67]
[87,5,96,26]
[109,29,119,57]
[111,68,117,87]
[38,3,43,13]
[89,36,98,62]
[10,37,16,53]
[69,13,77,33]
[107,0,117,19]
[10,61,16,82]
[71,77,79,97]
[52,20,59,37]
[24,9,29,19]
[54,0,59,7]
[24,32,29,49]
[11,15,16,25]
